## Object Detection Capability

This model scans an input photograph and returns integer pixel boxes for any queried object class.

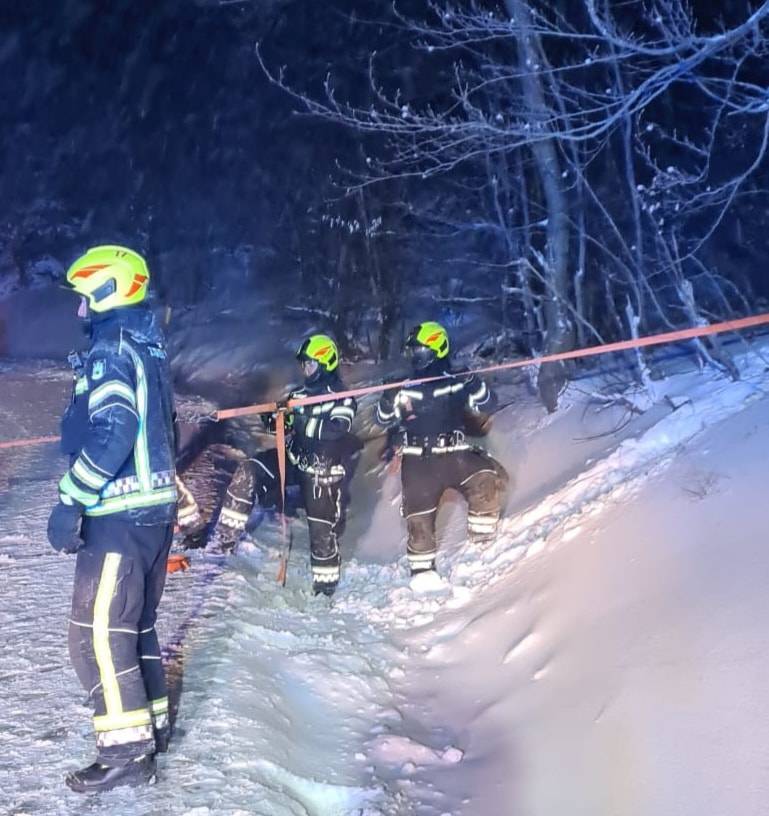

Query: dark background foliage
[2,1,768,378]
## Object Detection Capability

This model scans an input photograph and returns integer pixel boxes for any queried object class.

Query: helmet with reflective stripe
[296,334,339,374]
[404,321,449,369]
[66,245,149,313]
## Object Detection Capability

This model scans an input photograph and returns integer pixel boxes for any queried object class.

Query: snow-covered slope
[2,346,769,815]
[363,359,769,816]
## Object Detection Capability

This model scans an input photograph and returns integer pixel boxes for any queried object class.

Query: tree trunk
[507,0,574,411]
[514,150,540,342]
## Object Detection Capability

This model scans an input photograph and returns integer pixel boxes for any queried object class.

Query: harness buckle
[67,351,85,376]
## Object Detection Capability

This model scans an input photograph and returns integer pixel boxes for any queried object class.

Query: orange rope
[214,311,769,419]
[5,311,769,588]
[0,435,60,450]
[5,313,768,447]
[214,310,769,584]
[274,409,291,586]
[214,400,278,421]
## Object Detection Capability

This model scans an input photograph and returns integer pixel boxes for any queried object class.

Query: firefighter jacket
[58,306,177,524]
[375,361,496,453]
[263,373,357,472]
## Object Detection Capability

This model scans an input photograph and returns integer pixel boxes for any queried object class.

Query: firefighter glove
[291,409,309,436]
[47,501,84,554]
[260,412,277,433]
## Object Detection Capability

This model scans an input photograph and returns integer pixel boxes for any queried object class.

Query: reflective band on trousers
[407,551,436,564]
[312,565,340,582]
[175,477,200,524]
[150,697,169,715]
[177,502,200,523]
[91,553,151,735]
[468,513,498,532]
[220,507,248,529]
[402,444,471,456]
[96,722,154,747]
[93,553,124,721]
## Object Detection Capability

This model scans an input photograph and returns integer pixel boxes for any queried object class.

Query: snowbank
[3,343,769,815]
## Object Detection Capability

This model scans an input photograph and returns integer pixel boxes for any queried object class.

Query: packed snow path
[2,349,769,815]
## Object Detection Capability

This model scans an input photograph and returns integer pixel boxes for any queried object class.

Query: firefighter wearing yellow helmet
[376,321,508,575]
[213,333,358,596]
[65,245,150,311]
[47,245,177,793]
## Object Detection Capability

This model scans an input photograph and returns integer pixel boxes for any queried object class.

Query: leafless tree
[259,0,769,409]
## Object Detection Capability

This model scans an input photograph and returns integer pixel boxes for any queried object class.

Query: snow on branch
[256,0,769,407]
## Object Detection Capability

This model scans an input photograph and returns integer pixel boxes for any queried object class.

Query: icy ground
[2,346,769,815]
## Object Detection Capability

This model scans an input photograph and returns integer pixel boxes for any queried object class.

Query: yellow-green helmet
[296,334,339,380]
[66,245,149,313]
[404,321,449,369]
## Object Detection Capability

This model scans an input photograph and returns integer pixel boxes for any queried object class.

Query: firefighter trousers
[218,449,344,581]
[68,516,173,765]
[401,447,508,571]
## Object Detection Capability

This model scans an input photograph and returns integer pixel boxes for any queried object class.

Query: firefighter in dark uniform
[46,245,178,793]
[376,321,508,574]
[175,475,201,533]
[214,334,357,596]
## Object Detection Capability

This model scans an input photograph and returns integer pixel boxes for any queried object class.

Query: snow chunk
[254,759,380,813]
[409,570,448,594]
[370,735,464,769]
[442,746,464,764]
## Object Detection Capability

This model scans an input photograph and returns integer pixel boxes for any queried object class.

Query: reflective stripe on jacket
[59,307,177,524]
[263,374,359,470]
[375,364,496,439]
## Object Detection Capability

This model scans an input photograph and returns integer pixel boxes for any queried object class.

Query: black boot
[154,724,171,754]
[313,579,338,597]
[65,755,156,794]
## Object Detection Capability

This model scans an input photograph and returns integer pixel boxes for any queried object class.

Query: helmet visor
[404,339,435,370]
[301,358,320,378]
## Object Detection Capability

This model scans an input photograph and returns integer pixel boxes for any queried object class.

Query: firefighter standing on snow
[213,334,357,596]
[376,321,508,575]
[47,246,178,793]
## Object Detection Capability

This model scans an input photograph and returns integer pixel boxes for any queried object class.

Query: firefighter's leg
[137,525,174,752]
[217,450,280,541]
[301,472,343,594]
[174,475,201,532]
[401,456,444,575]
[456,450,509,543]
[67,518,156,769]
